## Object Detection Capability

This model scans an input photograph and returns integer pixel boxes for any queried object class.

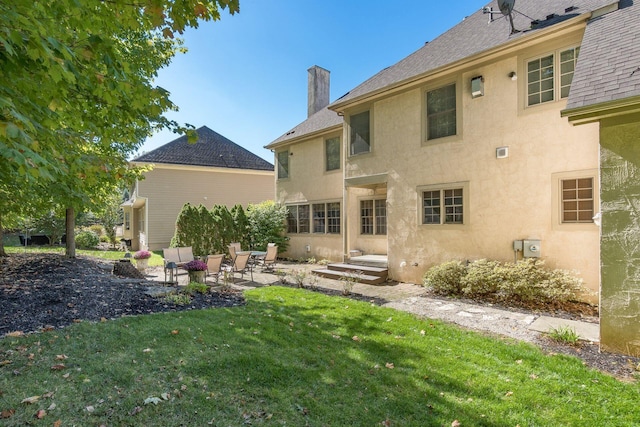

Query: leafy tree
[0,0,239,257]
[247,201,288,252]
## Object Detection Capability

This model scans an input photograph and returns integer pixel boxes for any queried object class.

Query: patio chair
[257,244,278,272]
[228,242,241,263]
[230,251,252,282]
[206,254,225,284]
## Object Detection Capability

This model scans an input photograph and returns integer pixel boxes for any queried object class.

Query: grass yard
[1,286,639,426]
[4,245,165,267]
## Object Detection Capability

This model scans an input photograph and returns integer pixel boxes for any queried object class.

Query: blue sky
[142,1,488,162]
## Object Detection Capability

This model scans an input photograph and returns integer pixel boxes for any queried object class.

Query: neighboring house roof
[134,126,274,171]
[267,0,616,147]
[266,106,342,149]
[565,0,640,111]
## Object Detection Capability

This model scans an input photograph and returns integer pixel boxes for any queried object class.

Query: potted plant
[184,259,208,283]
[133,250,152,271]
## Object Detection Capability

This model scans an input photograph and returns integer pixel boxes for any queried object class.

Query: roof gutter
[561,95,640,125]
[329,12,591,113]
[264,123,343,151]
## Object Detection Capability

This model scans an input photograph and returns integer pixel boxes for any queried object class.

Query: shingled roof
[134,126,273,171]
[565,0,640,110]
[268,0,615,147]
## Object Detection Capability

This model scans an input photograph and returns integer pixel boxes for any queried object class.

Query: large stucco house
[267,0,640,354]
[123,126,274,251]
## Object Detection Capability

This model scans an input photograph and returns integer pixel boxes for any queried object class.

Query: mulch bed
[1,253,638,381]
[0,253,244,335]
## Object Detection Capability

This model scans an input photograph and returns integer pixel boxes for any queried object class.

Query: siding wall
[137,165,274,250]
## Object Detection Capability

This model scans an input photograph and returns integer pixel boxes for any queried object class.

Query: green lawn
[4,245,165,267]
[1,287,638,426]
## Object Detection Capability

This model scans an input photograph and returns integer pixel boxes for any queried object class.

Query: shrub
[461,259,503,297]
[424,258,586,306]
[423,260,467,295]
[89,224,104,236]
[75,230,100,249]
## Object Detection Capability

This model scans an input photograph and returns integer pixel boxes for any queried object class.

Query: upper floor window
[527,46,580,106]
[361,199,386,235]
[277,150,289,179]
[562,178,593,223]
[325,137,341,171]
[350,110,370,155]
[427,84,456,140]
[423,188,464,225]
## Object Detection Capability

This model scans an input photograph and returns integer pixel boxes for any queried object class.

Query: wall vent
[496,146,509,159]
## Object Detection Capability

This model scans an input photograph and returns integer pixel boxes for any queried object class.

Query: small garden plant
[547,326,580,345]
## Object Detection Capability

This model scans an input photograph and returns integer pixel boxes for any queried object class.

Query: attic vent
[546,13,557,20]
[285,130,295,136]
[565,6,577,12]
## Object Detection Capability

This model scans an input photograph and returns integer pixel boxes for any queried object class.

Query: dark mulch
[0,253,245,335]
[1,253,638,381]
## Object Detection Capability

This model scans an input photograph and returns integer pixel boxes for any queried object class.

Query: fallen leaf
[516,359,523,364]
[420,330,426,335]
[505,391,514,397]
[50,364,66,370]
[56,354,68,360]
[21,396,40,404]
[530,374,539,379]
[171,330,179,335]
[42,391,54,398]
[352,336,361,342]
[1,409,15,419]
[143,348,152,353]
[144,397,161,405]
[0,360,11,366]
[100,317,107,322]
[48,403,57,410]
[129,406,143,416]
[381,418,391,426]
[35,409,46,419]
[161,392,170,400]
[385,362,395,369]
[6,331,24,337]
[85,405,95,413]
[451,420,461,427]
[53,420,62,427]
[62,373,70,379]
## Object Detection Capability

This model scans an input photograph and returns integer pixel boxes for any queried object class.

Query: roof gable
[135,126,274,171]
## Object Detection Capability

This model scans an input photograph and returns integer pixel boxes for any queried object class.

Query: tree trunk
[0,213,7,257]
[65,207,76,258]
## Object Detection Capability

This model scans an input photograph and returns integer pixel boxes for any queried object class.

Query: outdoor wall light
[509,71,517,81]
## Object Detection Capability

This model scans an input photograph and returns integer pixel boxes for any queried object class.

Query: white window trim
[524,44,580,108]
[358,196,387,236]
[417,181,470,230]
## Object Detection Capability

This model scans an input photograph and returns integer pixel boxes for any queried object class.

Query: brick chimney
[307,65,330,117]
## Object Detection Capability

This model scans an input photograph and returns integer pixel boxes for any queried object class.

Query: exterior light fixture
[165,261,178,284]
[471,76,484,98]
[509,71,517,81]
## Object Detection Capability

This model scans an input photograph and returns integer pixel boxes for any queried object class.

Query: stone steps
[312,263,388,285]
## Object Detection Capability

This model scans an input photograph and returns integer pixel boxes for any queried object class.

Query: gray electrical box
[523,239,541,258]
[513,240,523,251]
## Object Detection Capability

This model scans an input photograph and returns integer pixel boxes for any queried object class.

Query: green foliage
[423,260,467,295]
[162,293,192,305]
[424,258,586,305]
[246,201,288,252]
[0,0,238,256]
[75,230,100,249]
[547,326,580,345]
[184,282,209,295]
[88,224,104,236]
[171,201,288,256]
[28,210,66,245]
